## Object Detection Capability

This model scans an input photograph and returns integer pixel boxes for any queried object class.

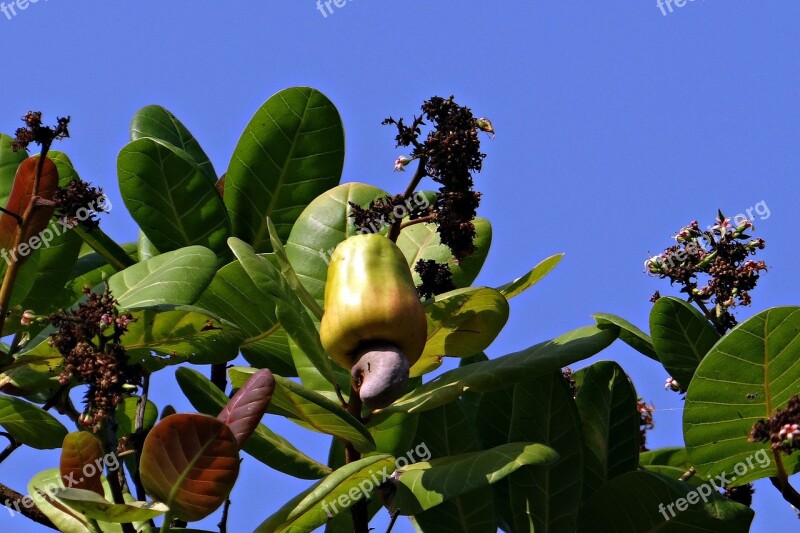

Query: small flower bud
[665,377,681,392]
[394,155,413,172]
[20,310,35,326]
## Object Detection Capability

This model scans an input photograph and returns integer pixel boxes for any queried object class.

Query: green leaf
[285,182,389,304]
[0,132,27,206]
[115,396,158,439]
[593,312,659,361]
[137,230,159,261]
[385,324,618,414]
[122,305,243,367]
[107,246,218,308]
[253,455,396,533]
[411,287,510,377]
[650,296,720,386]
[397,217,492,289]
[684,307,800,485]
[130,104,217,183]
[639,447,701,485]
[574,361,640,501]
[389,442,559,516]
[267,218,323,320]
[0,350,63,394]
[508,371,584,533]
[55,488,168,523]
[29,468,92,532]
[496,253,563,299]
[225,87,345,252]
[64,243,138,305]
[195,259,295,376]
[176,367,331,479]
[576,471,754,532]
[229,367,375,454]
[412,401,496,532]
[229,237,337,386]
[118,138,230,258]
[0,395,67,449]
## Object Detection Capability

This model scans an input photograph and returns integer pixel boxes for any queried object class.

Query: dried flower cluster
[750,395,800,455]
[414,259,456,300]
[645,212,767,331]
[53,178,107,229]
[49,286,141,430]
[637,397,655,452]
[11,111,70,152]
[383,96,490,261]
[348,194,431,234]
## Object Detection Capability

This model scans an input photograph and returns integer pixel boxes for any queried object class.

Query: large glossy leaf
[53,488,168,523]
[684,307,800,484]
[650,296,720,386]
[130,104,217,183]
[107,246,217,308]
[0,350,63,394]
[176,367,331,479]
[64,243,139,305]
[411,287,510,377]
[0,395,67,449]
[254,455,396,533]
[115,397,158,439]
[385,324,618,414]
[29,468,93,532]
[508,371,584,533]
[496,253,563,299]
[574,361,640,501]
[412,401,496,533]
[140,413,240,522]
[285,182,389,304]
[639,447,701,485]
[389,442,559,516]
[118,138,230,258]
[267,217,323,319]
[122,305,243,367]
[195,258,295,376]
[60,432,105,496]
[218,368,275,447]
[397,217,492,289]
[0,132,27,206]
[229,367,375,453]
[593,312,659,362]
[229,237,337,386]
[225,87,345,252]
[576,471,754,532]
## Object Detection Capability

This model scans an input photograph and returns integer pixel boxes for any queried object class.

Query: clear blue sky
[2,1,799,531]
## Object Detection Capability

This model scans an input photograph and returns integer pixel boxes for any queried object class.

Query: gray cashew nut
[351,343,410,409]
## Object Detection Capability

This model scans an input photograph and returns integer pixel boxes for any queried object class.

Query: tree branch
[0,482,57,529]
[345,385,369,533]
[388,157,428,242]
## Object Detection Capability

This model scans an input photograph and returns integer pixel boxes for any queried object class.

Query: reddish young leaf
[139,413,240,522]
[217,368,275,448]
[0,156,59,252]
[59,432,106,497]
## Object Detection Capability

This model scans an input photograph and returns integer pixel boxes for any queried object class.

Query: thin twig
[386,509,401,533]
[0,433,21,464]
[0,482,57,529]
[769,448,800,509]
[218,499,231,533]
[132,372,151,501]
[399,214,436,230]
[388,157,428,242]
[210,363,227,392]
